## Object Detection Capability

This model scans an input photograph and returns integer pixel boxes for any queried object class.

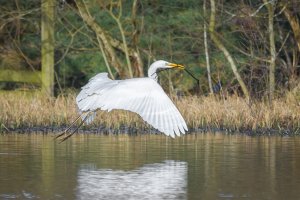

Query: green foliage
[57,51,106,89]
[0,0,299,97]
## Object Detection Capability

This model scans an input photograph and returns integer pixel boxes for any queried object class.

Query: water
[0,133,300,200]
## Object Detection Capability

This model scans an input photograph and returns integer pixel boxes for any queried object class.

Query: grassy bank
[0,92,299,135]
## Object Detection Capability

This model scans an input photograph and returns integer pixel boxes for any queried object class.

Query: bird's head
[152,60,185,70]
[148,60,185,80]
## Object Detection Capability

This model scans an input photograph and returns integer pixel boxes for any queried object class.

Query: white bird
[56,60,188,141]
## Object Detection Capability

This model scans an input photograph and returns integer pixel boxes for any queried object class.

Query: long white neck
[147,63,160,81]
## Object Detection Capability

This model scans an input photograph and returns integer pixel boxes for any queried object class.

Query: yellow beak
[168,63,185,69]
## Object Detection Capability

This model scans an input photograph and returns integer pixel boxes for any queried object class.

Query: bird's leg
[54,113,85,139]
[55,111,91,142]
[58,113,90,143]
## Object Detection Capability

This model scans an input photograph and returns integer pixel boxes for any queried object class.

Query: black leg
[59,113,90,143]
[55,113,84,140]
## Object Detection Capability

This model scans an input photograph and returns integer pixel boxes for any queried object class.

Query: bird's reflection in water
[77,160,187,200]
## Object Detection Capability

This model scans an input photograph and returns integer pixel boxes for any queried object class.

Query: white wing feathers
[76,73,188,137]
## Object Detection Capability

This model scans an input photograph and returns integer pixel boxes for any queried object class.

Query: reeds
[176,95,300,133]
[0,92,299,134]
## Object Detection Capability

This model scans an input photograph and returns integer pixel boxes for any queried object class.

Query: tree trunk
[41,0,54,96]
[279,2,300,52]
[209,0,250,101]
[203,0,213,94]
[264,0,276,102]
[131,0,144,77]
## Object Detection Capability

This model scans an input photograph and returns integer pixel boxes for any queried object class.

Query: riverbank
[1,92,299,135]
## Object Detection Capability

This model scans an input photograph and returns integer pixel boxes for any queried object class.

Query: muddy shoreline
[2,125,298,137]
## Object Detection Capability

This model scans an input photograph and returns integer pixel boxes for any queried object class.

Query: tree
[209,0,250,101]
[279,1,300,52]
[263,0,276,102]
[41,0,54,95]
[203,0,213,94]
[75,0,143,78]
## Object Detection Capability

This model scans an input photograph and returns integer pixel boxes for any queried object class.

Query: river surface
[0,133,300,200]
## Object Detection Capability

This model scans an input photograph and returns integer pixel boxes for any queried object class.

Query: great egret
[56,60,188,141]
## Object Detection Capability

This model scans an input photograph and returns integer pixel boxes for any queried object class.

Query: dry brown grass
[0,92,77,128]
[0,92,299,134]
[176,95,300,133]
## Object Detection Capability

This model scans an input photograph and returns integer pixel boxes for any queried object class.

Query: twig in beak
[184,68,200,86]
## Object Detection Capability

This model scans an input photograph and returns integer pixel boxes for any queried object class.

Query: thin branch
[276,31,290,58]
[250,0,275,17]
[96,36,115,79]
[107,0,133,77]
[54,23,85,65]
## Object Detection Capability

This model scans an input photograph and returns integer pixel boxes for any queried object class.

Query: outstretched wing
[76,73,188,138]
